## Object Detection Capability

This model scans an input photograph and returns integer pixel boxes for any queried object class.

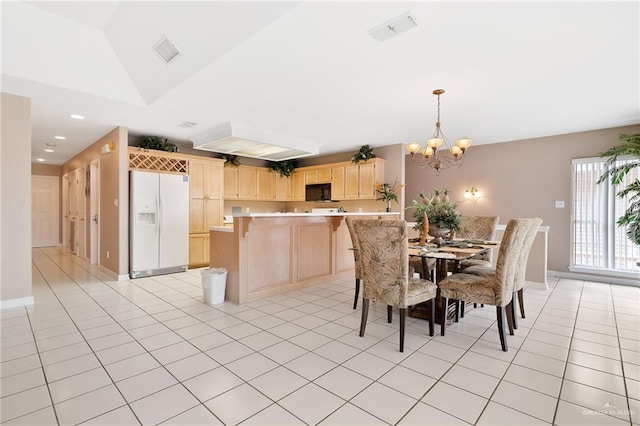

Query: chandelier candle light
[406,89,472,172]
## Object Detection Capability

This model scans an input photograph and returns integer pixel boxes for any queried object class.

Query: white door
[90,160,100,264]
[62,173,69,248]
[77,167,86,259]
[130,171,160,272]
[32,176,60,247]
[159,173,189,268]
[69,170,78,252]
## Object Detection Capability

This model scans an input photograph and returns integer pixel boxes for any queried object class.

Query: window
[571,157,639,277]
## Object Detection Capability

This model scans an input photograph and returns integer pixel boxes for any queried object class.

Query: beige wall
[405,125,640,275]
[31,163,61,176]
[1,93,32,303]
[62,127,129,276]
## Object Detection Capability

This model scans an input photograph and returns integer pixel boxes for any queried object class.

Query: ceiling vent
[367,12,417,41]
[191,122,320,161]
[154,35,180,63]
[178,121,199,128]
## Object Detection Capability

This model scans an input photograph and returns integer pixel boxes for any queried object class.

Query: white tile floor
[1,247,638,425]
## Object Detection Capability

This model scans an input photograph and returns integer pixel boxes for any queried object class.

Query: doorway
[89,160,100,264]
[32,175,60,247]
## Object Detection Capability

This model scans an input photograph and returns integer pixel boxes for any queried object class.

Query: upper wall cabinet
[274,174,292,201]
[292,171,305,201]
[331,159,384,200]
[224,166,280,200]
[305,167,331,184]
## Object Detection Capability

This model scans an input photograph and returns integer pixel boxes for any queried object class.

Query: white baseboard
[1,296,34,310]
[97,265,130,282]
[525,280,548,291]
[549,270,640,287]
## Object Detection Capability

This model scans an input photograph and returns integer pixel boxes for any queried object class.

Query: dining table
[407,239,500,322]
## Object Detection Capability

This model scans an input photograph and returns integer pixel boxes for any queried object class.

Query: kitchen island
[210,212,399,304]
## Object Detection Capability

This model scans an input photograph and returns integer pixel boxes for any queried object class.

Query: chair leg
[353,278,360,309]
[454,300,459,322]
[474,303,477,308]
[518,288,526,318]
[510,291,518,330]
[496,306,508,352]
[399,308,406,352]
[506,301,515,335]
[387,305,393,323]
[460,301,465,318]
[359,299,369,337]
[429,298,435,337]
[441,298,448,336]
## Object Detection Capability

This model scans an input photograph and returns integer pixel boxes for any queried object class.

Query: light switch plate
[555,200,565,208]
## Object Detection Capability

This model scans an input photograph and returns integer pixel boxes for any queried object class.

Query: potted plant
[139,136,178,152]
[407,189,461,245]
[221,154,240,167]
[375,178,405,212]
[267,159,298,177]
[351,145,375,163]
[597,133,640,246]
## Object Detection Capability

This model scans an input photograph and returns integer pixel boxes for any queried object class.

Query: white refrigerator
[130,170,189,278]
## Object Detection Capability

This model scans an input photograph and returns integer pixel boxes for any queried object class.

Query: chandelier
[406,89,472,172]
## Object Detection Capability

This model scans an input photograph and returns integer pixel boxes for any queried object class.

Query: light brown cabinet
[331,159,384,200]
[292,171,305,201]
[223,167,239,200]
[331,166,345,200]
[305,167,331,184]
[344,165,360,199]
[189,233,209,266]
[189,158,224,267]
[257,169,275,200]
[274,175,292,201]
[224,166,281,200]
[238,168,258,199]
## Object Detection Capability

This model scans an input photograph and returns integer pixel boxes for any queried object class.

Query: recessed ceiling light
[36,158,45,162]
[70,114,85,120]
[46,142,57,147]
[54,136,66,140]
[44,149,54,153]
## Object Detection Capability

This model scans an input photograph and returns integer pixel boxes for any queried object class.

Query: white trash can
[201,267,227,306]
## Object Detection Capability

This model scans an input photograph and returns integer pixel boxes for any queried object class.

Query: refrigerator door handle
[156,195,160,236]
[158,192,162,236]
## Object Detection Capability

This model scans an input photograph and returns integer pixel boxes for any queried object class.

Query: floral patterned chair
[463,218,541,329]
[352,219,438,352]
[438,218,542,351]
[449,216,499,319]
[456,216,500,270]
[345,215,395,309]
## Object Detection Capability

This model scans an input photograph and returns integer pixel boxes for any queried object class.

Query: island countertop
[209,212,398,304]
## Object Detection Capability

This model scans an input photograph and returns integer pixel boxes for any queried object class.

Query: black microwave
[305,183,332,202]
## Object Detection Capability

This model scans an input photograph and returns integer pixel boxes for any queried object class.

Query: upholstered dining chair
[438,218,541,351]
[352,219,438,352]
[457,216,500,270]
[464,218,541,329]
[346,215,395,309]
[449,216,499,319]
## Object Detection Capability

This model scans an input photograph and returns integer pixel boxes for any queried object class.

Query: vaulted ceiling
[2,1,638,165]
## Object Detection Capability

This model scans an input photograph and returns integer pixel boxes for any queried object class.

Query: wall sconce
[465,186,480,199]
[102,141,116,154]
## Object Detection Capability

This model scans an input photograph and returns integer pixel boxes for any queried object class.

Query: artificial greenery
[375,178,404,203]
[221,154,240,168]
[267,159,298,177]
[139,136,178,152]
[596,133,640,246]
[351,144,375,163]
[407,189,461,236]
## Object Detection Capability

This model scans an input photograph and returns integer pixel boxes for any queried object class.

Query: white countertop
[230,212,400,218]
[210,212,400,231]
